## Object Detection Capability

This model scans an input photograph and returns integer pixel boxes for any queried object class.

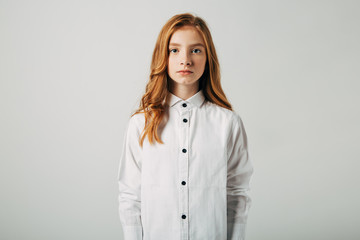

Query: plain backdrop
[1,0,359,239]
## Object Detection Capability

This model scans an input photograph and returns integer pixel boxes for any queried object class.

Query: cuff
[227,223,246,240]
[122,225,143,240]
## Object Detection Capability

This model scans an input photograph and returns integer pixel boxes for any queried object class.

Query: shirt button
[182,103,187,107]
[183,118,188,123]
[182,214,186,219]
[182,148,187,153]
[181,181,186,185]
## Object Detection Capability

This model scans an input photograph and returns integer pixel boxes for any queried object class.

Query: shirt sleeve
[226,114,254,240]
[117,117,143,240]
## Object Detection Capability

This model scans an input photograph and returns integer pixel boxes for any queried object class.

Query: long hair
[131,12,233,147]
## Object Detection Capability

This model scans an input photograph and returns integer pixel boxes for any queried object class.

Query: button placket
[178,101,190,240]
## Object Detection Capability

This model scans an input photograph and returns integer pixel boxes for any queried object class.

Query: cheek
[198,57,206,70]
[195,55,206,63]
[168,57,175,71]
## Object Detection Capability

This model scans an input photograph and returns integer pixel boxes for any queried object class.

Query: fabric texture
[117,89,254,240]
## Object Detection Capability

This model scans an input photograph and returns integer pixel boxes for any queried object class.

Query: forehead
[169,25,205,45]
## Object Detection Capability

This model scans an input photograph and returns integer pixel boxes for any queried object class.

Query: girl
[117,13,254,240]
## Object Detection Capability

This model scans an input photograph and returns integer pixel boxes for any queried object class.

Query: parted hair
[131,12,233,147]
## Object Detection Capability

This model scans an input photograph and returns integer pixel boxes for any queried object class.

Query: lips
[178,70,193,75]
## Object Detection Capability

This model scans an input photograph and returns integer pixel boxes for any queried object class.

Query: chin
[168,75,199,85]
[177,79,197,85]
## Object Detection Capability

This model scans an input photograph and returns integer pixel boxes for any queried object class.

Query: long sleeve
[226,114,254,240]
[117,117,143,240]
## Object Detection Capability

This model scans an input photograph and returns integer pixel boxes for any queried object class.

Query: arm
[227,114,254,240]
[117,117,143,240]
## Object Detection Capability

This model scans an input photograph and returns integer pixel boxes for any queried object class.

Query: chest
[141,109,231,187]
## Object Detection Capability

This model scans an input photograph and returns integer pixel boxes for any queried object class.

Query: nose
[180,51,192,66]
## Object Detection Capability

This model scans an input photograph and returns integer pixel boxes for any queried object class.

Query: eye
[192,49,201,53]
[169,49,178,53]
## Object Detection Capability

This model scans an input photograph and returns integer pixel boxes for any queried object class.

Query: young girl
[117,13,254,240]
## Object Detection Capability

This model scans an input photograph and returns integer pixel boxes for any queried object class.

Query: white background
[1,0,359,239]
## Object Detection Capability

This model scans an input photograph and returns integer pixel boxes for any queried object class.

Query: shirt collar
[168,89,206,108]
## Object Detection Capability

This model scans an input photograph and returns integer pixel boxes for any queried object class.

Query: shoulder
[204,101,243,128]
[129,111,145,124]
[125,112,145,134]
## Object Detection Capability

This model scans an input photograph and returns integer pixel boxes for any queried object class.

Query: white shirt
[117,89,254,240]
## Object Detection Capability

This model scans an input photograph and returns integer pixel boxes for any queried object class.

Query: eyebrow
[169,42,205,48]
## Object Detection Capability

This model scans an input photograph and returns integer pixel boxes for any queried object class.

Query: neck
[168,80,200,100]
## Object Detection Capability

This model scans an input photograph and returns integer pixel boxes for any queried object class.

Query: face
[167,25,207,87]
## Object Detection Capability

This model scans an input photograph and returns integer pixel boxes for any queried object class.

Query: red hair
[132,13,233,147]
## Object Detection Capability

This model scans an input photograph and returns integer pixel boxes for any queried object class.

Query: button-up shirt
[117,89,254,240]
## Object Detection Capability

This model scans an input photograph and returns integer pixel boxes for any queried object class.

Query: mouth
[177,70,193,75]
